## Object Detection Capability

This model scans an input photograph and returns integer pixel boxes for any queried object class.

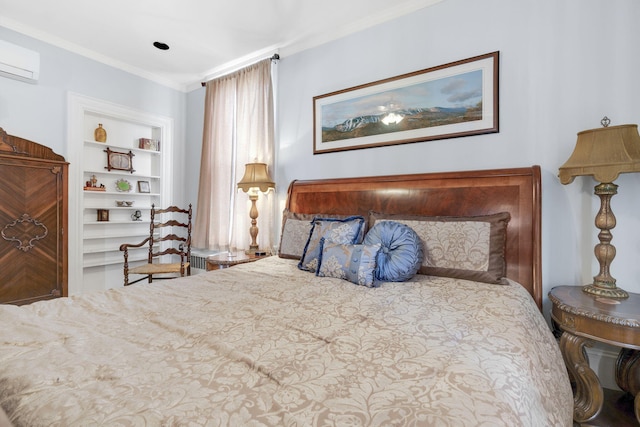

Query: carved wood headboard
[285,166,542,309]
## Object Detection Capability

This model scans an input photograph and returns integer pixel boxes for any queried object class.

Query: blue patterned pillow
[317,239,381,287]
[278,210,361,260]
[368,211,510,284]
[298,216,366,273]
[363,220,423,282]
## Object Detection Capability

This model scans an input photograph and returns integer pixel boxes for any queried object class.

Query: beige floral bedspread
[0,257,572,426]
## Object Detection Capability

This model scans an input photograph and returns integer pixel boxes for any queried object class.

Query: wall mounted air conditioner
[0,39,40,83]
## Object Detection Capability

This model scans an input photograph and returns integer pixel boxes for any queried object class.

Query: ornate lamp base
[585,182,629,299]
[245,248,266,256]
[583,283,629,299]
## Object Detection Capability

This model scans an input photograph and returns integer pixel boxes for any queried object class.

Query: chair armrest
[119,237,151,252]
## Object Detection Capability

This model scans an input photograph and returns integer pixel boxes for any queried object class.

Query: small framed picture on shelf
[137,180,151,193]
[138,138,160,151]
[105,148,135,173]
[97,209,109,222]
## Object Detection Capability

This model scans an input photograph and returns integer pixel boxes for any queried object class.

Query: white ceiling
[0,0,442,91]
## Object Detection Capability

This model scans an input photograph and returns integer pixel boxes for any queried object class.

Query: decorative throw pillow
[278,210,362,260]
[368,211,511,284]
[298,216,366,273]
[317,239,381,288]
[363,221,423,282]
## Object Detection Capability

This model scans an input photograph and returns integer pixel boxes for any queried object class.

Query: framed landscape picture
[313,51,499,154]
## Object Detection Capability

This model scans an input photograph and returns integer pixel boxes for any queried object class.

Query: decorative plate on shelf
[115,179,132,192]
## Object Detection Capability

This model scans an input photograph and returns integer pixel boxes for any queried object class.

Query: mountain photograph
[320,69,484,144]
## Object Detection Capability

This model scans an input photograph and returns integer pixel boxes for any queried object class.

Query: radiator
[190,249,219,274]
[190,254,208,271]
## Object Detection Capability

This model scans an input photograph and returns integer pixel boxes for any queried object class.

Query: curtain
[193,58,275,253]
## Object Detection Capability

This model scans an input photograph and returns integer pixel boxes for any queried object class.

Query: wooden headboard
[285,166,542,309]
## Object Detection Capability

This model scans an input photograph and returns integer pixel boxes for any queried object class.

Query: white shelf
[84,169,161,180]
[83,243,158,253]
[85,220,151,225]
[67,97,172,293]
[84,232,156,240]
[83,246,152,255]
[83,253,150,268]
[83,191,161,196]
[68,94,173,295]
[84,206,154,210]
[84,139,161,156]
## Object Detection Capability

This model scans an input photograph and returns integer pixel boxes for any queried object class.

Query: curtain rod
[201,54,280,87]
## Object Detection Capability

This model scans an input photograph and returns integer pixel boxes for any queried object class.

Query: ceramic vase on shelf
[94,124,107,142]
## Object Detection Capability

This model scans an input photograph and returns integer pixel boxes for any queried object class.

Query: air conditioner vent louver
[0,40,40,83]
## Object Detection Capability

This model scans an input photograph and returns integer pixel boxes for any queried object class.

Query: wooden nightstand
[549,285,640,426]
[206,251,270,271]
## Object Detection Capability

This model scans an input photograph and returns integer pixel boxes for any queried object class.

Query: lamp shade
[237,162,275,193]
[558,124,640,184]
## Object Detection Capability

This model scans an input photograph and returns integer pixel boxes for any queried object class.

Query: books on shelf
[138,138,160,151]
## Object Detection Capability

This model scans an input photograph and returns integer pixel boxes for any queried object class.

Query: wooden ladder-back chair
[120,204,192,286]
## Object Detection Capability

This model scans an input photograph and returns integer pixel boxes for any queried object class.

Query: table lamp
[558,117,640,298]
[237,162,275,255]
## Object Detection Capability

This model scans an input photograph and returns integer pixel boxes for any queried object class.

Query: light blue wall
[185,88,205,211]
[273,0,640,314]
[0,26,189,207]
[4,0,635,388]
[5,0,640,313]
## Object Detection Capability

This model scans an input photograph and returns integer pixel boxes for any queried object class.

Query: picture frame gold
[104,148,135,173]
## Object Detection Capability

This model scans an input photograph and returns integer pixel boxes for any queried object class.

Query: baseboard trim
[586,344,621,390]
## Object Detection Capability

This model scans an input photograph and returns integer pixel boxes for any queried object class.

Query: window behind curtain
[193,58,275,253]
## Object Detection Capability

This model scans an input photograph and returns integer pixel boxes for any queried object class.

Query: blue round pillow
[363,221,423,282]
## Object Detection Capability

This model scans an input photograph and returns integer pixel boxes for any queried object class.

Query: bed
[0,166,573,426]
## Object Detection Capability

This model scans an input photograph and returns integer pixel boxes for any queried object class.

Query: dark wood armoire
[0,128,68,305]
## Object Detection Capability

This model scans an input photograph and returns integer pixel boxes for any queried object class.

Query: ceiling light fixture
[153,41,170,51]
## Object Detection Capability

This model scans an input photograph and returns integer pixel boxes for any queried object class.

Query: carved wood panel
[0,128,67,305]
